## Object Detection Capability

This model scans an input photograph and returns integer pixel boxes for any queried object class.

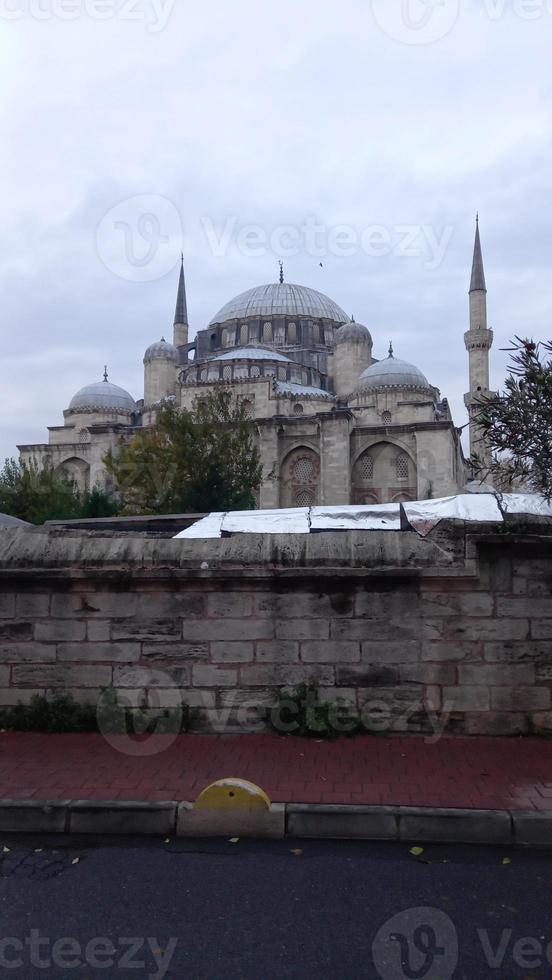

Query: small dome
[144,338,178,363]
[335,321,372,346]
[356,351,430,392]
[68,379,136,414]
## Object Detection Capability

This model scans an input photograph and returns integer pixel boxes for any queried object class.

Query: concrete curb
[0,799,551,847]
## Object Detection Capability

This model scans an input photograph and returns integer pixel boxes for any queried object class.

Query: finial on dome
[279,260,284,285]
[388,341,394,358]
[351,314,355,322]
[103,365,108,382]
[161,336,165,342]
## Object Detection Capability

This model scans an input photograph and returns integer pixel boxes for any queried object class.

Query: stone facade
[1,516,551,736]
[18,220,493,504]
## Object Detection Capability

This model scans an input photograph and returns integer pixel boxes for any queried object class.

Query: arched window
[250,365,261,379]
[382,410,392,425]
[396,453,409,480]
[293,403,304,415]
[240,324,248,344]
[288,322,297,344]
[263,322,273,342]
[79,428,90,444]
[357,454,374,481]
[281,447,320,508]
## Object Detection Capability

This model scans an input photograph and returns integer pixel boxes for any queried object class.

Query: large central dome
[209,283,349,325]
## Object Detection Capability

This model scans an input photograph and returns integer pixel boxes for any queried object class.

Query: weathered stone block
[484,640,552,663]
[334,619,419,641]
[15,594,50,617]
[239,664,335,687]
[0,687,45,706]
[426,618,529,642]
[35,621,86,642]
[0,667,10,686]
[497,597,552,618]
[136,593,206,619]
[459,663,535,686]
[361,641,420,663]
[86,621,110,642]
[70,801,176,836]
[0,643,56,664]
[275,620,330,640]
[399,663,457,685]
[51,593,138,618]
[0,594,15,618]
[513,811,552,848]
[207,593,253,618]
[442,685,490,711]
[420,592,494,618]
[287,804,398,840]
[11,665,113,688]
[255,641,299,663]
[491,686,551,711]
[532,620,552,639]
[463,712,528,736]
[192,665,239,687]
[177,802,285,838]
[111,620,182,641]
[422,641,482,663]
[301,641,360,664]
[398,807,511,844]
[355,593,418,620]
[142,642,209,663]
[183,620,274,642]
[0,622,33,641]
[212,642,254,663]
[218,687,276,708]
[57,643,140,663]
[336,665,398,687]
[115,665,190,688]
[254,592,352,619]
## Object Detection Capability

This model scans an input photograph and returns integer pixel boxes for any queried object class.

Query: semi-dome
[213,346,291,363]
[356,351,430,391]
[209,283,349,325]
[68,378,137,414]
[144,338,178,363]
[335,320,372,346]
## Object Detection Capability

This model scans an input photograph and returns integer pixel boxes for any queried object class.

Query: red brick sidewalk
[1,733,551,810]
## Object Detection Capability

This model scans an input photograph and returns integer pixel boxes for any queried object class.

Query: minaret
[173,254,189,350]
[464,216,494,463]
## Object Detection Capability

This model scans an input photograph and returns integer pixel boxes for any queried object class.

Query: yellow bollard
[194,778,271,811]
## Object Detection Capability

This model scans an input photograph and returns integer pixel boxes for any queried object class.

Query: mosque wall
[1,519,551,737]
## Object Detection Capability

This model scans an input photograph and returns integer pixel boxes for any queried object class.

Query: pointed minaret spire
[103,365,108,382]
[464,215,494,466]
[470,213,487,294]
[279,261,284,285]
[388,341,394,358]
[173,254,189,350]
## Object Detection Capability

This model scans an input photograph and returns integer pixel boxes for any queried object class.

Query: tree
[0,458,82,524]
[474,337,552,498]
[105,390,263,514]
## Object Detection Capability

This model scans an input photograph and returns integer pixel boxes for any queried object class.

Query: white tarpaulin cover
[174,492,552,539]
[310,503,401,531]
[174,513,225,539]
[402,493,503,537]
[221,508,310,535]
[499,493,552,517]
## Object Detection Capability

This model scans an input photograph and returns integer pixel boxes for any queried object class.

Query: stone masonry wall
[0,519,551,736]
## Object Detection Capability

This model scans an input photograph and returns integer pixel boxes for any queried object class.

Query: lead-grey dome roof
[209,283,349,325]
[144,338,178,363]
[335,321,372,345]
[356,354,430,391]
[68,380,137,414]
[213,346,291,363]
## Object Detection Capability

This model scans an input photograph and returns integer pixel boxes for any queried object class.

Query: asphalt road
[0,834,551,978]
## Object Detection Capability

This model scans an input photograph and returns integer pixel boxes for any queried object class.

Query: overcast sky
[1,0,552,462]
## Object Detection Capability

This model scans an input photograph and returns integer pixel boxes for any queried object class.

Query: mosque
[18,220,493,509]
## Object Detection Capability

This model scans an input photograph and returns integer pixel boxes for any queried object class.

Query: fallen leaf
[228,838,239,844]
[290,849,303,856]
[2,847,10,854]
[71,857,80,865]
[502,857,511,865]
[164,838,170,844]
[410,846,424,856]
[34,848,43,853]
